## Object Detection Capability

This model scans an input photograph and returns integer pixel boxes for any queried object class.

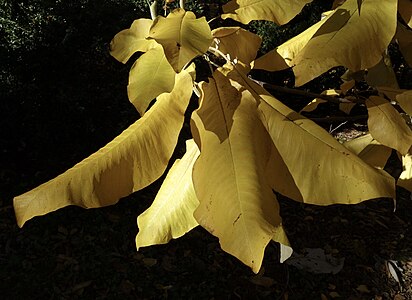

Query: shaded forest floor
[1,1,412,299]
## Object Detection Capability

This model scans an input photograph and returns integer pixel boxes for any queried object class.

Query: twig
[309,115,368,123]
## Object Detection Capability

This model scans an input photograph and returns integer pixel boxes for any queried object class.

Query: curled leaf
[149,9,212,72]
[110,18,157,63]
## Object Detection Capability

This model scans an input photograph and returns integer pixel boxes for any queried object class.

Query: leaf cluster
[13,0,412,273]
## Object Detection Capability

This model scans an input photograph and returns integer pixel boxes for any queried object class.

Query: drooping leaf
[212,27,261,66]
[128,45,176,115]
[136,139,200,249]
[254,0,398,86]
[149,9,212,72]
[396,22,412,67]
[226,65,395,204]
[191,68,290,273]
[344,133,392,169]
[366,96,412,155]
[396,90,412,115]
[398,152,412,192]
[110,18,157,64]
[13,70,194,227]
[399,0,412,28]
[222,0,314,25]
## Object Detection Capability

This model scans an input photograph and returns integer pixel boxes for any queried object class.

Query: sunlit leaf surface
[149,9,212,72]
[136,139,200,249]
[191,68,290,273]
[366,96,412,155]
[14,70,194,227]
[222,0,313,25]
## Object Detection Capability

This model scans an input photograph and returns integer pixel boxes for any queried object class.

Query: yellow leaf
[191,69,290,273]
[299,98,327,113]
[300,90,338,113]
[377,86,406,102]
[398,152,412,192]
[399,0,412,28]
[13,70,194,227]
[136,139,200,249]
[212,27,261,66]
[344,133,392,169]
[253,11,328,72]
[222,0,313,25]
[254,0,397,86]
[110,18,157,64]
[365,53,399,89]
[396,22,412,67]
[225,65,395,204]
[366,96,412,155]
[149,9,212,72]
[127,45,176,115]
[396,90,412,115]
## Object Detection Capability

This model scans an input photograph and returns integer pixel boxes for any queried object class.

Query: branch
[149,0,157,20]
[248,77,365,104]
[179,0,185,9]
[308,115,368,123]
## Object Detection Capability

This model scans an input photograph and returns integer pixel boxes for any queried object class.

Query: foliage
[13,0,412,273]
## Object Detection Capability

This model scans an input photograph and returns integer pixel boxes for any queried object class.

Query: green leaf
[110,18,157,64]
[149,9,212,72]
[136,139,200,249]
[191,68,290,273]
[366,96,412,155]
[222,0,313,25]
[128,45,176,115]
[14,70,194,227]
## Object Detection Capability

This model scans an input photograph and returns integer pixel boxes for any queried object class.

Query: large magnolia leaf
[226,65,395,204]
[344,133,392,169]
[191,69,290,273]
[149,9,212,72]
[212,27,261,66]
[254,0,397,86]
[366,96,412,155]
[14,70,194,227]
[136,139,200,249]
[222,0,313,25]
[253,11,330,72]
[110,18,157,64]
[398,152,412,192]
[128,45,176,115]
